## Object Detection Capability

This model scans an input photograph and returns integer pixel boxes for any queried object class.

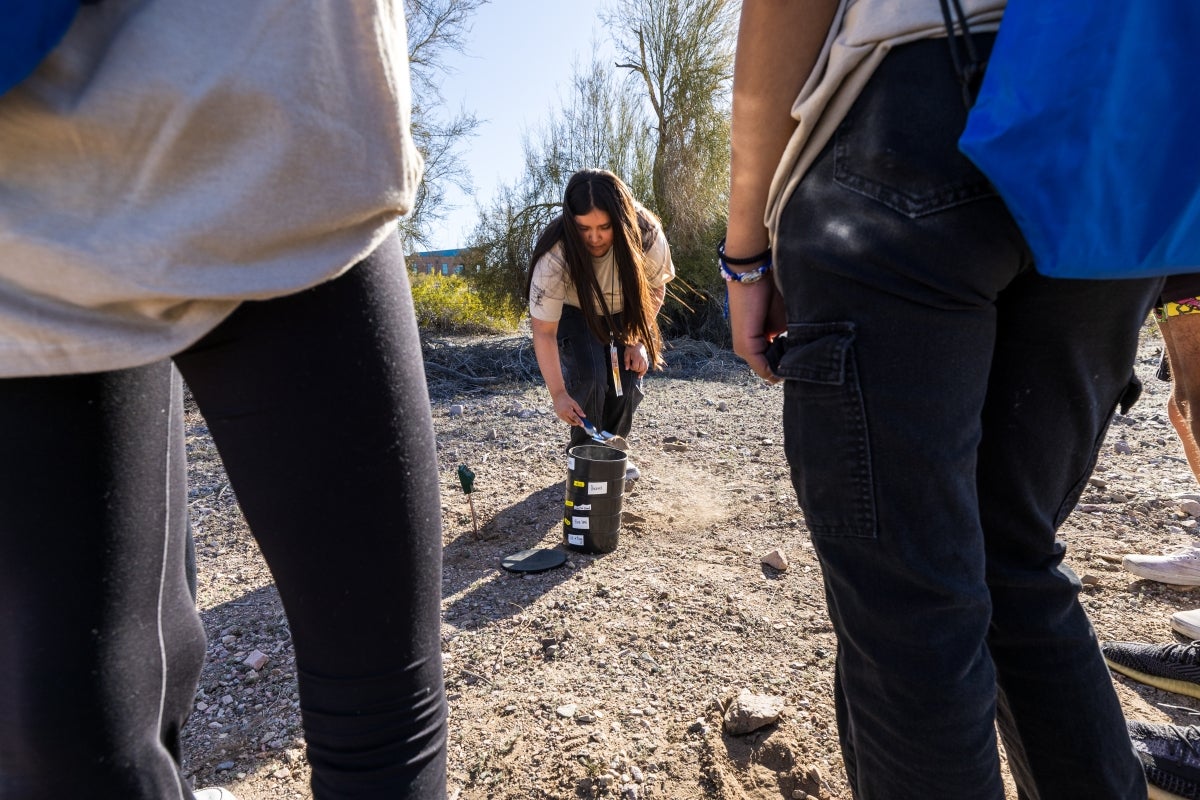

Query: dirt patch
[181,322,1192,799]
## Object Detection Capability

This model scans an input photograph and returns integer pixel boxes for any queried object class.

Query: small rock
[761,548,790,571]
[557,703,578,719]
[717,401,729,412]
[448,404,464,417]
[216,760,235,771]
[243,649,269,671]
[1179,499,1200,517]
[1113,440,1133,455]
[723,689,785,735]
[272,767,291,780]
[1088,477,1109,490]
[1080,574,1101,585]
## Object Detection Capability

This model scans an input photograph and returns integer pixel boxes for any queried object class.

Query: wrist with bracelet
[717,237,772,284]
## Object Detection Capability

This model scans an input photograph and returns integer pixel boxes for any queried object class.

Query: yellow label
[573,480,585,488]
[563,518,572,526]
[565,499,574,508]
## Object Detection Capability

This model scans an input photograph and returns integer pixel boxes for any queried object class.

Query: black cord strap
[717,238,771,266]
[939,0,986,109]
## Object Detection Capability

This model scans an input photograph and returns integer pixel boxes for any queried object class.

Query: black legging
[0,234,446,799]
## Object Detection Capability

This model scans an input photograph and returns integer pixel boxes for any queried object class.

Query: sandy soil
[180,321,1197,799]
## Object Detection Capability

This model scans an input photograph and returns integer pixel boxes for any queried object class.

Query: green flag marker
[457,464,475,494]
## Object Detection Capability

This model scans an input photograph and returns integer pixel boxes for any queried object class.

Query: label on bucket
[567,533,585,546]
[567,456,575,470]
[573,503,592,511]
[573,479,586,488]
[587,481,608,495]
[571,515,591,529]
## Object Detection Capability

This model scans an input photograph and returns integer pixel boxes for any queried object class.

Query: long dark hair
[526,169,664,367]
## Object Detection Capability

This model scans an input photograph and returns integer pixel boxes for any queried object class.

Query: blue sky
[420,1,615,249]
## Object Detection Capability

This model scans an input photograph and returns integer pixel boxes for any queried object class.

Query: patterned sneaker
[1128,720,1200,800]
[1124,546,1200,586]
[1175,610,1200,641]
[1103,641,1200,700]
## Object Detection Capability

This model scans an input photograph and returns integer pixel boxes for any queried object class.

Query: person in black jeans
[725,2,1161,798]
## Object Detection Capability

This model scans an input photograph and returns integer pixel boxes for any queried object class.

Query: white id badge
[610,343,623,398]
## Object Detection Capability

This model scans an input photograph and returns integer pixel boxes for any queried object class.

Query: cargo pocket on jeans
[775,322,876,539]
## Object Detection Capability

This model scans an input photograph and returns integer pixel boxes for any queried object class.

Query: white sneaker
[1123,546,1200,586]
[194,790,238,800]
[624,460,640,482]
[1172,608,1200,640]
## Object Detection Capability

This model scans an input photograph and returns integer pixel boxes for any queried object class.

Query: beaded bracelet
[717,237,772,283]
[719,258,772,284]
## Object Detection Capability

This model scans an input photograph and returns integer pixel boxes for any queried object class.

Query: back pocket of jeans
[832,41,997,218]
[775,323,876,538]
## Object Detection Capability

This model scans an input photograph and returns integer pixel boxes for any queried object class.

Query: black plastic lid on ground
[500,547,568,573]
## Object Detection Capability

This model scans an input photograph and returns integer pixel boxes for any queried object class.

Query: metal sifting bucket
[563,443,625,554]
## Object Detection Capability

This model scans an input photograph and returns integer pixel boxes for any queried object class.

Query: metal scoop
[580,418,628,453]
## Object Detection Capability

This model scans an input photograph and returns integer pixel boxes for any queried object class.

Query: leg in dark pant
[174,234,446,798]
[773,37,1156,800]
[979,271,1156,799]
[0,364,204,800]
[557,305,644,450]
[0,234,445,799]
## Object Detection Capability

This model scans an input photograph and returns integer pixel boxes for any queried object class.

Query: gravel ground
[180,320,1197,799]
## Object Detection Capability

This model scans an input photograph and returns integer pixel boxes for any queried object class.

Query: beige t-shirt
[528,225,674,323]
[0,0,422,377]
[765,0,1005,239]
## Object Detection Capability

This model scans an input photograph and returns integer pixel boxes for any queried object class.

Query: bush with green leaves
[409,273,523,334]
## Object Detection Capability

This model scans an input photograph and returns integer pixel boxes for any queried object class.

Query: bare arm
[726,0,839,381]
[530,316,587,425]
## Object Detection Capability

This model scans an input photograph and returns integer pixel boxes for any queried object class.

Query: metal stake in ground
[457,463,479,537]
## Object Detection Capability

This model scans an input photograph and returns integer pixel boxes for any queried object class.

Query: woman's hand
[624,343,649,377]
[552,391,586,426]
[728,279,786,383]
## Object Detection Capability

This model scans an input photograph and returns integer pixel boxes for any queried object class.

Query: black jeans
[0,234,446,799]
[557,304,644,450]
[772,38,1159,800]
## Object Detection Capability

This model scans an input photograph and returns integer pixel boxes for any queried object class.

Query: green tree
[401,0,488,249]
[608,0,738,338]
[467,57,651,312]
[467,2,739,342]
